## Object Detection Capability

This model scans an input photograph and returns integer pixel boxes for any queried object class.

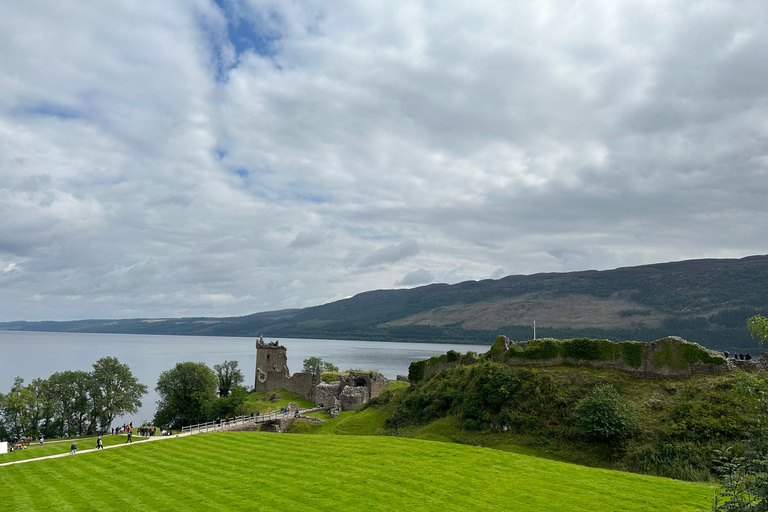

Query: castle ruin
[254,337,388,411]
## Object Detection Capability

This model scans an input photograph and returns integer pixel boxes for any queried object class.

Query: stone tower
[254,337,289,390]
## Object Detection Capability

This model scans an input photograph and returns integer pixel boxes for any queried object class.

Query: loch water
[0,330,490,426]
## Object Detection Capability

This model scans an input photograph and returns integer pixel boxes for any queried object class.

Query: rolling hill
[3,255,768,352]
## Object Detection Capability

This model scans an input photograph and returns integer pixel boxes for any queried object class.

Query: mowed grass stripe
[1,432,712,512]
[50,450,170,512]
[125,446,233,511]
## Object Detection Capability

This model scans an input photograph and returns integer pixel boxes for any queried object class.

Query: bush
[408,360,427,383]
[321,372,340,383]
[446,350,461,362]
[488,336,507,358]
[576,384,637,449]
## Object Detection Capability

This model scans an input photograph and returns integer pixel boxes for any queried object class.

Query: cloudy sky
[1,0,767,322]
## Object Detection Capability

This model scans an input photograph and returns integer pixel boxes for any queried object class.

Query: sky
[1,0,767,322]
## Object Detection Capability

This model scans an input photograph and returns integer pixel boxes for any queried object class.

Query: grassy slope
[0,432,712,512]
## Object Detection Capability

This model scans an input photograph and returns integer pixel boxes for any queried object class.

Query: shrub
[488,336,507,358]
[576,384,637,449]
[428,356,442,367]
[321,372,340,383]
[408,360,427,383]
[446,350,461,362]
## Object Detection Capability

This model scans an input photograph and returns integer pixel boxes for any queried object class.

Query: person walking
[126,430,132,443]
[70,442,77,455]
[97,437,103,450]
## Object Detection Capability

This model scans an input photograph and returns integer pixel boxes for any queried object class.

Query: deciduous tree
[90,357,147,431]
[747,315,768,347]
[154,362,217,429]
[214,360,244,397]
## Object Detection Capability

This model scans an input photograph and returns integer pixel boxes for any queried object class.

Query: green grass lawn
[243,388,316,415]
[0,433,149,463]
[0,432,712,511]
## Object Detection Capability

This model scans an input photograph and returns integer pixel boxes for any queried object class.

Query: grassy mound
[0,432,711,511]
[374,359,765,481]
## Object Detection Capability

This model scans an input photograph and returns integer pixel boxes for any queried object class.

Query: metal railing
[181,410,294,434]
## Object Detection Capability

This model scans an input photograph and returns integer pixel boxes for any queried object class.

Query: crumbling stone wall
[254,340,388,409]
[409,336,731,385]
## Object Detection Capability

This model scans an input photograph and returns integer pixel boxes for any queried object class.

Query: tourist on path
[70,443,77,455]
[126,431,132,443]
[97,437,103,449]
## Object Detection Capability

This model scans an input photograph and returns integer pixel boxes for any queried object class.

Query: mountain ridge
[3,255,768,352]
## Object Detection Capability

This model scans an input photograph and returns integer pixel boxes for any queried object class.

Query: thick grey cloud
[396,268,434,286]
[0,0,766,321]
[359,240,419,269]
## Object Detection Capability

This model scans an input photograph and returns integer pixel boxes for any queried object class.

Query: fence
[181,410,288,434]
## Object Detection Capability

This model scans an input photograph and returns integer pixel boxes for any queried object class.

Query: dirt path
[0,432,193,467]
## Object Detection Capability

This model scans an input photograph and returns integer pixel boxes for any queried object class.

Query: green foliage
[1,358,146,439]
[408,360,427,383]
[428,355,441,367]
[374,359,762,481]
[622,342,644,368]
[302,357,339,373]
[576,385,637,449]
[213,360,244,397]
[711,450,768,512]
[446,350,461,362]
[321,372,340,383]
[652,338,725,369]
[207,385,248,419]
[153,362,217,429]
[488,336,507,358]
[510,339,560,360]
[561,338,600,360]
[747,315,768,347]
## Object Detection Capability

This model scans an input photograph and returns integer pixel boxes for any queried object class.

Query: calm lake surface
[0,331,490,426]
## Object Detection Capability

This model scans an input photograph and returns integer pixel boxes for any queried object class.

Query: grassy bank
[0,432,711,512]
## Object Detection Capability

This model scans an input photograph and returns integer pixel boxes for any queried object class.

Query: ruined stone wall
[501,336,729,379]
[257,368,318,399]
[409,337,730,385]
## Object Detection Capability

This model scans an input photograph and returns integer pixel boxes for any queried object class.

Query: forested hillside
[3,255,768,352]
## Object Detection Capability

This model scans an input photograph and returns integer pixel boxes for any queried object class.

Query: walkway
[1,408,323,467]
[0,432,191,467]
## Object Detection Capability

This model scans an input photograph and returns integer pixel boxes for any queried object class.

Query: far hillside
[3,254,768,352]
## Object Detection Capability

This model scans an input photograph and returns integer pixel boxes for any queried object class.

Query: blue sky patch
[26,103,81,119]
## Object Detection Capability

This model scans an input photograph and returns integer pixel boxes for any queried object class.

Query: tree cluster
[153,360,247,429]
[302,357,339,373]
[0,357,147,440]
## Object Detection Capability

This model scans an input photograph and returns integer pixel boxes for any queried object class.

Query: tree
[214,360,244,397]
[90,357,147,432]
[207,385,248,419]
[576,384,637,450]
[747,315,768,347]
[47,370,93,437]
[154,362,217,429]
[302,357,339,373]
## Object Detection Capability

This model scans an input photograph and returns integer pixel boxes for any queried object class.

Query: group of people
[723,351,753,360]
